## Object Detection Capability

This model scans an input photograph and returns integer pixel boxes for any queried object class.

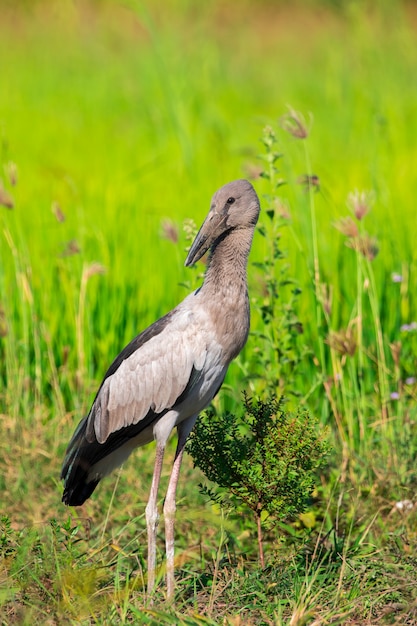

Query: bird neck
[201,227,254,297]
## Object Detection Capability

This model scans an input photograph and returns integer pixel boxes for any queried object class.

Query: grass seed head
[84,262,106,280]
[161,218,179,243]
[325,328,357,356]
[52,201,66,222]
[60,239,80,257]
[280,108,310,139]
[0,180,14,209]
[333,216,359,238]
[319,282,332,317]
[347,189,374,221]
[297,174,320,192]
[346,233,379,260]
[390,341,401,367]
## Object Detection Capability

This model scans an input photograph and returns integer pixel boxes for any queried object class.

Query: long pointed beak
[185,211,227,267]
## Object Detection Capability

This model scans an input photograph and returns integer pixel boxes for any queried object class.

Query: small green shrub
[187,394,329,566]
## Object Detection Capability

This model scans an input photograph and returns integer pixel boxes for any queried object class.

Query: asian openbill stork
[61,179,260,599]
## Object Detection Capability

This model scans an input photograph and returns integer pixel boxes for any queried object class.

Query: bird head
[185,179,260,266]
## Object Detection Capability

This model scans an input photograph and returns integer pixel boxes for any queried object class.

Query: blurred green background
[1,0,416,404]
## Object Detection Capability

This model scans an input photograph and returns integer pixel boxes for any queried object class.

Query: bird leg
[163,416,197,601]
[145,442,165,597]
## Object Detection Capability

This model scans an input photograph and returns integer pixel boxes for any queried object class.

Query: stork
[61,179,260,599]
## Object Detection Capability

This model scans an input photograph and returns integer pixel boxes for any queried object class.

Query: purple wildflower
[400,322,417,332]
[391,273,403,283]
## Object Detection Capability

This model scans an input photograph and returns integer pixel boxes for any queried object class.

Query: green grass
[1,0,417,623]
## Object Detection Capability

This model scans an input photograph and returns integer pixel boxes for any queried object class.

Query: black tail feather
[62,477,100,506]
[61,415,102,506]
[61,409,161,506]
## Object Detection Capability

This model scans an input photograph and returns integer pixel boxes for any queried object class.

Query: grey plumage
[61,178,260,597]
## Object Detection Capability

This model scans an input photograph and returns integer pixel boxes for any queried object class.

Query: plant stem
[303,141,326,380]
[256,511,265,568]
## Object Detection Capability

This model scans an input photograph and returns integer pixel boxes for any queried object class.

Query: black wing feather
[61,406,164,505]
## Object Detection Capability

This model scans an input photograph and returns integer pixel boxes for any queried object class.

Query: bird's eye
[227,197,235,204]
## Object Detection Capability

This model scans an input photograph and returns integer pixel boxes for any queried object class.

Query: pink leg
[163,416,198,601]
[145,442,165,597]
